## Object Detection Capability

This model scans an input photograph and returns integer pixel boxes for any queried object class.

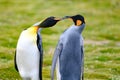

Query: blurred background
[0,0,120,80]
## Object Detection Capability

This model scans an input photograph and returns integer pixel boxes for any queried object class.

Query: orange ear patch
[76,20,82,26]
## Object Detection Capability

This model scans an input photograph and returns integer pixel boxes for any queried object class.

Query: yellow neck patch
[28,26,39,34]
[76,20,82,26]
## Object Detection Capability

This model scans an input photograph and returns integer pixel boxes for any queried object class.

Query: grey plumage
[51,23,85,80]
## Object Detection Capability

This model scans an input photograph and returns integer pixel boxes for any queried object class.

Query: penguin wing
[51,42,63,80]
[81,46,84,80]
[37,32,43,80]
[37,32,43,57]
[14,50,19,72]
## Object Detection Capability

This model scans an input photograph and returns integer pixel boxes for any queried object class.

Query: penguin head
[39,16,62,28]
[63,14,85,26]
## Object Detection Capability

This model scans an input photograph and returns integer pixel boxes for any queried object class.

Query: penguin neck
[27,26,39,34]
[72,23,85,34]
[38,28,42,33]
[29,21,43,33]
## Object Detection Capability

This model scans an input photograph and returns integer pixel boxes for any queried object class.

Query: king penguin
[51,14,86,80]
[14,16,64,80]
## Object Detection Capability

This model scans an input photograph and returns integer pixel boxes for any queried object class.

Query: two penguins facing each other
[14,14,85,80]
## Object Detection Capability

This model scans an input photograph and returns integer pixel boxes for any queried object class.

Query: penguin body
[15,16,63,80]
[15,25,42,80]
[51,15,85,80]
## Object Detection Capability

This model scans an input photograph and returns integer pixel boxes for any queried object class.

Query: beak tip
[61,16,71,20]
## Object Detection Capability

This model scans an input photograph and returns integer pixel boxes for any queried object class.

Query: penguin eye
[76,20,82,26]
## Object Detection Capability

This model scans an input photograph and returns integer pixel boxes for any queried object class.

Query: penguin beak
[54,16,72,21]
[54,17,62,21]
[60,16,72,20]
[54,16,70,21]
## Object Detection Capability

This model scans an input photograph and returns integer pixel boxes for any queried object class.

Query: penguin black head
[39,16,62,28]
[63,14,85,26]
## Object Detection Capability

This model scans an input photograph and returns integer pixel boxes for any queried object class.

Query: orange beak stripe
[54,17,61,20]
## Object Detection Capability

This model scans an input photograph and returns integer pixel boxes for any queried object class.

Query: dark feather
[37,32,43,80]
[14,50,19,72]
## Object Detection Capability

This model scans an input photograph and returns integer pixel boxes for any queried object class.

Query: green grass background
[0,0,120,80]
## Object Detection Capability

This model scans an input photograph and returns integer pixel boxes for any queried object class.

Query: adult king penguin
[14,16,64,80]
[51,14,85,80]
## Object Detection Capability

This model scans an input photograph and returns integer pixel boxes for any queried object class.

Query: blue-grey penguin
[14,16,64,80]
[51,14,85,80]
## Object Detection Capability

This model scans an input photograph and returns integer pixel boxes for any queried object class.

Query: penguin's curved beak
[60,16,72,20]
[54,16,72,21]
[54,16,71,21]
[54,17,62,21]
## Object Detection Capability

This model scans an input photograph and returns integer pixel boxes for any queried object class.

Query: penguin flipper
[51,42,63,80]
[37,32,43,80]
[14,50,19,72]
[81,46,84,80]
